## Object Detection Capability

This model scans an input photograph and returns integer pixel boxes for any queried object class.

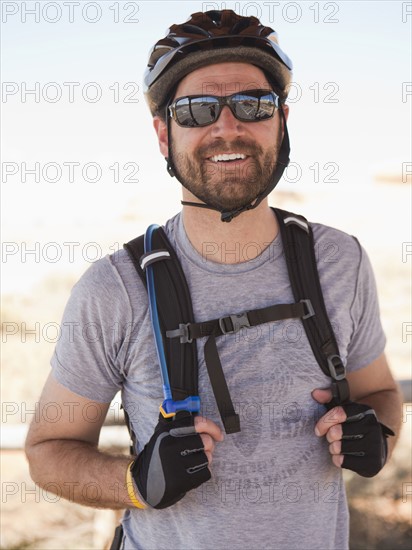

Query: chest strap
[167,300,311,434]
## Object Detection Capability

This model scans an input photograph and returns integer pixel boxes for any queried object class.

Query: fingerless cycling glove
[130,411,211,509]
[340,402,394,477]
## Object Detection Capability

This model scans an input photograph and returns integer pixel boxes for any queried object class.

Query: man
[26,10,402,549]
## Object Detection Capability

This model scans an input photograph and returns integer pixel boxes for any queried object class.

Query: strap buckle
[166,323,193,344]
[327,355,346,381]
[300,299,315,319]
[219,312,251,335]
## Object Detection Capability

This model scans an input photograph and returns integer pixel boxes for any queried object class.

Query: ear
[153,116,169,158]
[282,103,289,123]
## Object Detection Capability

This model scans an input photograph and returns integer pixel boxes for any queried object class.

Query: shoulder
[309,221,362,271]
[310,221,360,251]
[307,220,375,309]
[72,254,131,299]
[67,253,142,323]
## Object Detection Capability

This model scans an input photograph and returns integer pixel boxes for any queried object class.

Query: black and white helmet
[144,10,293,115]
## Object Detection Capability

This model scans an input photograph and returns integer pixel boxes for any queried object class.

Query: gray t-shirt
[51,211,386,550]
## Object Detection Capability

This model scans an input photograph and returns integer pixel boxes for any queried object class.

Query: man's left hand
[312,388,394,477]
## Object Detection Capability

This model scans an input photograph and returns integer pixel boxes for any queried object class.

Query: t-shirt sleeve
[51,257,132,402]
[346,241,386,372]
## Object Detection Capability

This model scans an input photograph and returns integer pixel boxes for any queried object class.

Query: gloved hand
[130,411,212,509]
[313,389,394,478]
[337,401,394,477]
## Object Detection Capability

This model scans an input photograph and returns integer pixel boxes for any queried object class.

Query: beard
[170,133,282,212]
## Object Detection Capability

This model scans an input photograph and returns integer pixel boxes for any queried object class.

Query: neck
[181,195,278,265]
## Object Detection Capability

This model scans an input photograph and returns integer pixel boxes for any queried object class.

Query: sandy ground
[1,186,411,548]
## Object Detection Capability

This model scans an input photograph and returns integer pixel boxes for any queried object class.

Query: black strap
[274,208,350,404]
[124,229,198,400]
[109,524,124,550]
[204,326,240,434]
[167,302,308,342]
[193,302,307,434]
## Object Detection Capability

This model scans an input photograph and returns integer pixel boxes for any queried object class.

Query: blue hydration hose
[144,224,200,417]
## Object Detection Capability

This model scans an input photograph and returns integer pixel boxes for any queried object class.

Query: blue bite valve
[160,396,201,417]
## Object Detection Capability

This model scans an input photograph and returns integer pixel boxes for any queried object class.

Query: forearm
[356,386,403,458]
[26,439,137,509]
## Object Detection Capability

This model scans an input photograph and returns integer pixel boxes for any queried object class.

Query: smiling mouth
[208,153,248,163]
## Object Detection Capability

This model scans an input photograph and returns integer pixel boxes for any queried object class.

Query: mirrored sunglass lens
[175,97,219,127]
[232,92,276,121]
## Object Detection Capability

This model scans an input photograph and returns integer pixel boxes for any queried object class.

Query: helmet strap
[166,101,176,177]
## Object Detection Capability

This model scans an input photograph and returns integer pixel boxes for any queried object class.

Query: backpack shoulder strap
[124,228,198,400]
[273,207,350,405]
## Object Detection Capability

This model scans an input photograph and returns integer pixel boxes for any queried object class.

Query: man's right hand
[130,411,223,509]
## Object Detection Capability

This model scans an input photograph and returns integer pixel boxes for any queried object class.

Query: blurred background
[1,1,411,548]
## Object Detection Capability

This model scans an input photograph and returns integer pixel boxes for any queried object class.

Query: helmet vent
[231,19,253,35]
[207,11,222,24]
[181,24,211,38]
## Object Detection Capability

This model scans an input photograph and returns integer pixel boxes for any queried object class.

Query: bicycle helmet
[144,10,293,222]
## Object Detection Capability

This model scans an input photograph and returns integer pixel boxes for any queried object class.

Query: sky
[1,0,411,292]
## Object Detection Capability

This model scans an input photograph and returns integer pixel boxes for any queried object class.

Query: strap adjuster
[300,299,315,319]
[219,312,251,335]
[327,355,346,380]
[139,249,171,270]
[166,323,193,344]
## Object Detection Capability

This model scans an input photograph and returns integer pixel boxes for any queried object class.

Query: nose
[210,105,244,139]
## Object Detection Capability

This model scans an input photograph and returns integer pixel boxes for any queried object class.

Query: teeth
[210,153,246,163]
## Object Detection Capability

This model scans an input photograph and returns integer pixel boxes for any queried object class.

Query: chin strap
[180,199,259,222]
[167,105,290,223]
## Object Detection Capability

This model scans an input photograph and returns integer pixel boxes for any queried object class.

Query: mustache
[196,139,264,159]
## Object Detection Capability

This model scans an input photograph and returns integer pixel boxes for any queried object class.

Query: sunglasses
[168,89,279,128]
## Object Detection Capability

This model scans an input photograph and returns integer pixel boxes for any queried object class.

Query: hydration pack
[123,208,350,435]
